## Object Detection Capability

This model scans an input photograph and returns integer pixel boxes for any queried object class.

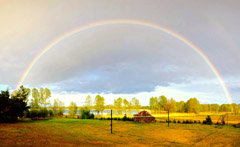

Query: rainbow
[16,19,233,104]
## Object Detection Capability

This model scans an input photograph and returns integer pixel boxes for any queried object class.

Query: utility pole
[111,109,112,134]
[168,110,169,127]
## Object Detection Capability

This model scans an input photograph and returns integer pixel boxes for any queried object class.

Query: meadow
[0,118,239,146]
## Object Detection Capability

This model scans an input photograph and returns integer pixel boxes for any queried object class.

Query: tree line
[1,86,239,123]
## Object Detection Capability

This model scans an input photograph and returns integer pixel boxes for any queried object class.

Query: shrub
[205,115,212,125]
[123,115,127,121]
[183,120,186,123]
[173,119,176,123]
[177,120,181,123]
[189,120,193,124]
[49,110,53,117]
[194,120,197,123]
[39,109,48,119]
[197,120,201,124]
[80,109,94,119]
[203,120,206,124]
[186,120,189,124]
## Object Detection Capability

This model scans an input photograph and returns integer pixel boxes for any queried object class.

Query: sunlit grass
[0,118,239,146]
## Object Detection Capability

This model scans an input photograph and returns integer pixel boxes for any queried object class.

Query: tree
[30,88,40,109]
[69,102,78,118]
[39,88,45,108]
[176,101,185,112]
[131,97,141,112]
[114,97,123,115]
[149,97,158,114]
[165,98,176,112]
[123,98,129,115]
[94,95,105,115]
[185,98,200,113]
[232,103,239,114]
[44,88,51,108]
[0,86,30,122]
[52,98,64,116]
[85,95,92,110]
[210,104,220,112]
[159,95,167,112]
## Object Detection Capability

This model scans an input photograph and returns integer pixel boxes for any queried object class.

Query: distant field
[153,113,240,125]
[0,118,239,146]
[96,112,240,125]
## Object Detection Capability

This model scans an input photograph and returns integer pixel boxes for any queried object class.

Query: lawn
[0,118,239,146]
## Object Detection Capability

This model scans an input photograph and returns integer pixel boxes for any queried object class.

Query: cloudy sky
[0,0,240,106]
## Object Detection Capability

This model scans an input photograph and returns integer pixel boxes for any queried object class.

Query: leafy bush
[80,109,94,119]
[39,109,48,118]
[194,120,197,123]
[203,120,206,124]
[177,120,181,123]
[186,120,189,123]
[49,110,53,117]
[183,120,186,123]
[173,119,176,123]
[189,120,193,124]
[123,115,127,121]
[28,110,40,118]
[205,115,212,125]
[197,120,201,124]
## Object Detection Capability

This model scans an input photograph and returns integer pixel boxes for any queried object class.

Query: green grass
[0,118,239,146]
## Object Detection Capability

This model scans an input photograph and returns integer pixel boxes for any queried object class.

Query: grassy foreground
[0,118,239,146]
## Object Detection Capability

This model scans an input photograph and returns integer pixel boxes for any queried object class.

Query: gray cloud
[0,0,240,103]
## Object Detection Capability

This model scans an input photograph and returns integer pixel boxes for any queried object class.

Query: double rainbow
[16,19,232,104]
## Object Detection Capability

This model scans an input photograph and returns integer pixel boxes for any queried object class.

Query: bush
[173,119,176,123]
[197,120,201,124]
[194,120,197,123]
[39,109,48,119]
[80,109,94,119]
[123,115,127,121]
[49,110,53,117]
[183,120,186,123]
[203,120,206,124]
[205,115,212,125]
[177,120,181,123]
[28,110,39,118]
[189,120,193,124]
[186,120,189,124]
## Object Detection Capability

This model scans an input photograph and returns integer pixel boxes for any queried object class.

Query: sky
[0,0,240,106]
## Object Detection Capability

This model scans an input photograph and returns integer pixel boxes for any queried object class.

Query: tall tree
[39,88,45,108]
[69,102,78,118]
[165,98,176,112]
[123,98,129,115]
[150,97,158,114]
[85,95,92,110]
[94,95,105,115]
[52,98,64,116]
[131,97,141,112]
[114,97,123,115]
[31,88,40,109]
[159,95,167,113]
[44,88,51,108]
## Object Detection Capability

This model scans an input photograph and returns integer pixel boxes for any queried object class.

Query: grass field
[0,118,239,146]
[101,112,240,125]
